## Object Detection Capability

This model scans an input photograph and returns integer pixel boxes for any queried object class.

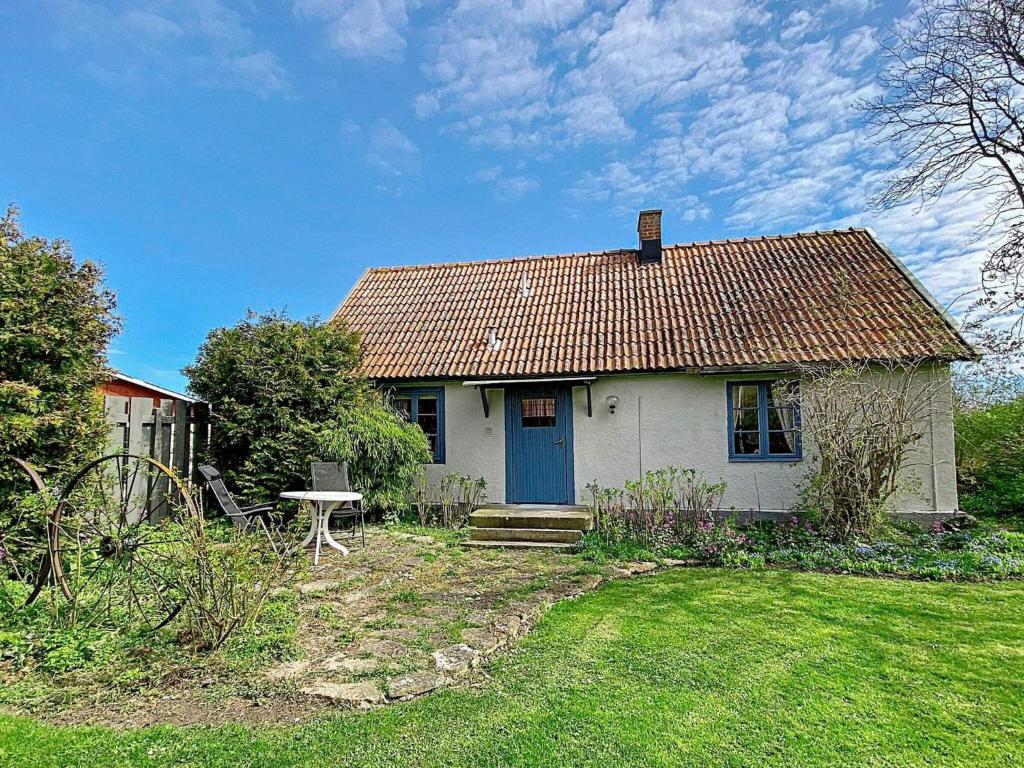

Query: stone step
[470,508,594,532]
[469,527,583,544]
[461,540,579,551]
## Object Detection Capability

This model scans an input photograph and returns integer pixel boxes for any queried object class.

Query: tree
[865,0,1024,327]
[955,394,1024,517]
[184,311,430,518]
[797,360,948,538]
[0,205,120,501]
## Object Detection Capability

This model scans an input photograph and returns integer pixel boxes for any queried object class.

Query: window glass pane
[394,396,412,420]
[426,433,438,455]
[417,396,438,415]
[768,430,798,455]
[733,431,761,455]
[767,381,799,408]
[767,406,797,431]
[732,407,759,430]
[417,413,438,437]
[734,384,759,409]
[522,396,556,428]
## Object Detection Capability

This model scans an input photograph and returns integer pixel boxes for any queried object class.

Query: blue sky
[0,0,995,392]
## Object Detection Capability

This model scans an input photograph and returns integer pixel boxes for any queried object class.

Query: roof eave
[862,227,982,360]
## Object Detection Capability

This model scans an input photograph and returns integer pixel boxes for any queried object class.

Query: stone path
[263,528,608,709]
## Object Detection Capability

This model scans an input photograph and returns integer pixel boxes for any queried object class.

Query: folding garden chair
[197,465,280,551]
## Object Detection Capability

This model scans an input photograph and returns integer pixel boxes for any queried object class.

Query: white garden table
[280,490,363,566]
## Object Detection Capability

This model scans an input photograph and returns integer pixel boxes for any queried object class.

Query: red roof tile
[332,228,975,380]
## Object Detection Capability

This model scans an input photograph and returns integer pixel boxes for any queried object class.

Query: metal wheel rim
[2,457,51,605]
[49,453,198,631]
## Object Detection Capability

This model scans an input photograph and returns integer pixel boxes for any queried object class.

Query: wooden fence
[103,394,210,482]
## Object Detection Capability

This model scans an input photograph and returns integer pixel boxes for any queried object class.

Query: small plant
[410,469,434,526]
[588,467,727,550]
[170,506,296,652]
[391,587,425,606]
[412,474,486,529]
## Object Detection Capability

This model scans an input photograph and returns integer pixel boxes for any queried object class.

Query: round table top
[280,490,362,502]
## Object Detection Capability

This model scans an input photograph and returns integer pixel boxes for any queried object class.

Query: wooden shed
[102,372,209,480]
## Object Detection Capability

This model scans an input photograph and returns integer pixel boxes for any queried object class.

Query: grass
[2,569,1023,767]
[0,588,301,714]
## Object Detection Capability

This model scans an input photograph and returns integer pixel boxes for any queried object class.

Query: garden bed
[582,516,1024,582]
[0,527,610,728]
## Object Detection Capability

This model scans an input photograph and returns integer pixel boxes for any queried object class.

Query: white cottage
[333,211,974,535]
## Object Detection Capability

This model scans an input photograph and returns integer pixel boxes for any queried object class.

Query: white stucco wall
[419,382,506,505]
[408,365,959,515]
[573,368,958,514]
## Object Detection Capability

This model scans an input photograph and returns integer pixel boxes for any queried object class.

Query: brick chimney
[637,209,662,265]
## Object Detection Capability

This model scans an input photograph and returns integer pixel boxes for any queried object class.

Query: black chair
[310,461,365,547]
[197,465,279,550]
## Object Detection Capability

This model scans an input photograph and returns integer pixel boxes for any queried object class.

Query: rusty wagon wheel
[49,453,198,631]
[1,457,52,605]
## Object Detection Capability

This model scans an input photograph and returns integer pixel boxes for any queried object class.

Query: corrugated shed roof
[332,228,975,380]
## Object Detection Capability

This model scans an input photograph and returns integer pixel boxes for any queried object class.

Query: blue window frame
[726,380,801,462]
[392,387,445,463]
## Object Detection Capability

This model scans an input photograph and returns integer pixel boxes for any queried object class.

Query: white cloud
[468,165,539,201]
[49,0,290,97]
[366,119,420,178]
[680,196,712,222]
[495,175,540,201]
[826,0,879,17]
[292,0,414,62]
[836,25,878,70]
[415,0,763,148]
[780,10,817,43]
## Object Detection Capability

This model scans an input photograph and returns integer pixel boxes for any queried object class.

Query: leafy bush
[184,311,430,518]
[0,205,119,507]
[587,467,727,550]
[318,401,431,520]
[955,395,1024,518]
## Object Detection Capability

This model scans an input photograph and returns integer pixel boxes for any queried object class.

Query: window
[727,380,801,461]
[521,396,556,428]
[393,388,445,463]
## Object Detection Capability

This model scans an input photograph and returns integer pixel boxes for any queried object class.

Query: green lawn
[2,569,1022,767]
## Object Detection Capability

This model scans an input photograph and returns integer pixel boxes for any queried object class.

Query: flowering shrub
[736,520,1024,581]
[583,491,1024,581]
[688,519,748,564]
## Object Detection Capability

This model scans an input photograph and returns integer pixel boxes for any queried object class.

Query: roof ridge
[363,247,636,274]
[360,228,872,274]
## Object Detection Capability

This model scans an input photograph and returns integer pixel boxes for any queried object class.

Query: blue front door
[505,385,574,504]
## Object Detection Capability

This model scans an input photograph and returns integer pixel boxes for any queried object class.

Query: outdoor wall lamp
[605,395,619,414]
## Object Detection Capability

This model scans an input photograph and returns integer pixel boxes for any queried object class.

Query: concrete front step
[462,540,579,551]
[470,507,594,532]
[469,527,583,544]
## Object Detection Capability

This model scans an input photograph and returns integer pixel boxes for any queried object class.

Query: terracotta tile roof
[332,228,976,380]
